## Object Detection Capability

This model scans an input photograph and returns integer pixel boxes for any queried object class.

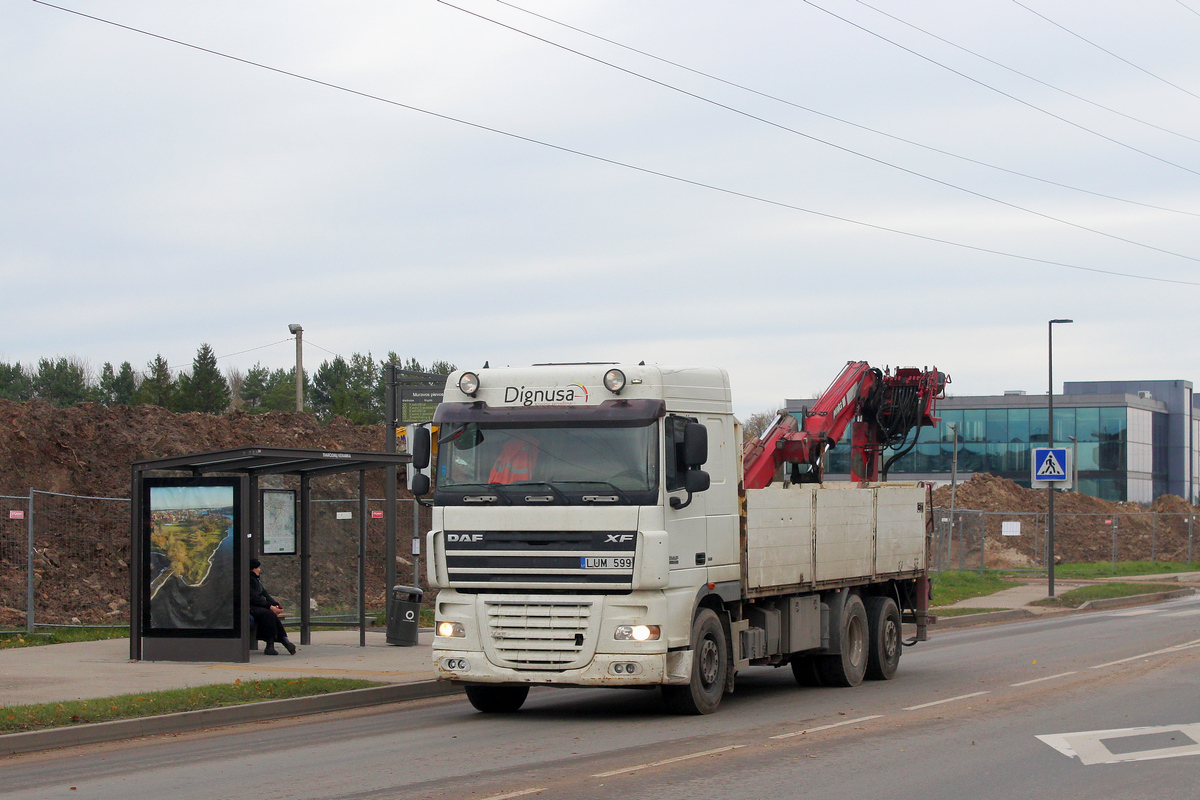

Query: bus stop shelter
[130,447,411,663]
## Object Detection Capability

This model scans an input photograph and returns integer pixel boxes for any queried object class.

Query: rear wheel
[815,594,868,687]
[464,684,529,713]
[661,608,727,715]
[865,596,902,680]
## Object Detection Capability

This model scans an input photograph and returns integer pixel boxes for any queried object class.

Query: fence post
[26,488,34,635]
[979,512,986,575]
[1112,516,1118,568]
[1151,512,1157,563]
[1189,514,1194,565]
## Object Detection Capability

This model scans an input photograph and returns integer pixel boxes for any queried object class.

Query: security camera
[288,324,303,335]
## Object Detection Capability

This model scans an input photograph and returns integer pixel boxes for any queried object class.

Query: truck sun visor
[433,398,666,425]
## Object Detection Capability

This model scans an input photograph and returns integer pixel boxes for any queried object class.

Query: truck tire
[865,596,901,681]
[661,608,727,715]
[815,594,867,688]
[464,684,529,713]
[790,655,822,687]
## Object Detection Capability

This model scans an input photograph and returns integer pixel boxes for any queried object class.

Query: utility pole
[288,324,304,412]
[1047,318,1073,597]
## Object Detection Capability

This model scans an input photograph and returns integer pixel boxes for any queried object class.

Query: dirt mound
[932,474,1199,566]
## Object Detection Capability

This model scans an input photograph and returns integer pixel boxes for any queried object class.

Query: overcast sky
[4,0,1199,417]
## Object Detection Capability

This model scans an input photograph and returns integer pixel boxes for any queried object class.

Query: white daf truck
[415,362,941,714]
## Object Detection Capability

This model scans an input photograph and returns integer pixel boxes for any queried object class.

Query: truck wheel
[865,596,901,680]
[661,608,727,715]
[790,655,822,687]
[464,684,529,713]
[815,594,867,688]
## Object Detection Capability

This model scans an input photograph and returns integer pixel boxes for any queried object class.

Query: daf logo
[604,534,634,543]
[447,533,483,543]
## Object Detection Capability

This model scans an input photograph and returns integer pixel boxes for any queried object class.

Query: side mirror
[411,473,430,497]
[412,426,431,470]
[682,422,708,467]
[685,469,710,494]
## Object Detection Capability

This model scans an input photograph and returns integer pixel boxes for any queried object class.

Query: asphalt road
[5,596,1200,800]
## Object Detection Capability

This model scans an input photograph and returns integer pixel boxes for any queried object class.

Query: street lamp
[288,324,304,412]
[1048,318,1073,597]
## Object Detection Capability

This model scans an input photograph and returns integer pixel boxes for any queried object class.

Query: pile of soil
[0,400,414,627]
[931,474,1199,568]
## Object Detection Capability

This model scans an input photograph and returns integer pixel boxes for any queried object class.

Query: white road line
[1110,609,1163,617]
[769,714,885,739]
[1038,723,1200,765]
[591,745,745,778]
[903,691,989,711]
[1090,639,1200,670]
[1011,671,1078,687]
[1165,609,1200,617]
[477,789,546,800]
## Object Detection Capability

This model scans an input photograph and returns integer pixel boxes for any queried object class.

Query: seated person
[249,558,296,655]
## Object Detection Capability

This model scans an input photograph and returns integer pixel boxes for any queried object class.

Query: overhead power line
[800,0,1200,178]
[1012,0,1200,103]
[491,0,1200,219]
[443,0,1200,264]
[28,0,1200,287]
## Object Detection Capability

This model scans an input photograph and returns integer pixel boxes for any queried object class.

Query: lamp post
[288,324,304,412]
[1048,318,1073,597]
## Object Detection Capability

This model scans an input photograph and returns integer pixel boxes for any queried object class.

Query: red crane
[742,361,948,489]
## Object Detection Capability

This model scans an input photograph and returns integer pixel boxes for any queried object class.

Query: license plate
[580,557,610,569]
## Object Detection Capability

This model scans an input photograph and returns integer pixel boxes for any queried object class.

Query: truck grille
[445,530,636,590]
[484,600,596,670]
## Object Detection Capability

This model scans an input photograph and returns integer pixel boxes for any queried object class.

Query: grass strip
[0,678,380,735]
[930,571,1022,606]
[1053,561,1200,579]
[931,607,1009,617]
[1031,582,1180,609]
[0,627,129,649]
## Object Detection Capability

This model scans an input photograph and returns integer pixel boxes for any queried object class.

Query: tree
[226,366,245,410]
[240,363,305,412]
[99,361,139,406]
[742,409,781,444]
[136,354,177,409]
[0,362,35,401]
[177,344,230,413]
[34,357,96,407]
[312,352,381,423]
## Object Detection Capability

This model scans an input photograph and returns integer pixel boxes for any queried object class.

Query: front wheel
[464,684,529,713]
[661,608,728,715]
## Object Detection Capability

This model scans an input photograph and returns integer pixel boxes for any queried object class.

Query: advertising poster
[146,479,239,633]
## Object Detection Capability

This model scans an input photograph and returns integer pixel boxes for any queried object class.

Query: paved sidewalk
[1,629,439,708]
[939,579,1088,612]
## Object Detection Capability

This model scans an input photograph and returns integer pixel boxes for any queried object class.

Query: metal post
[1189,514,1194,565]
[359,470,367,648]
[289,323,304,412]
[300,474,312,646]
[1151,512,1157,562]
[412,499,421,590]
[1048,318,1073,597]
[1112,516,1118,567]
[385,363,398,596]
[26,488,35,635]
[949,422,957,574]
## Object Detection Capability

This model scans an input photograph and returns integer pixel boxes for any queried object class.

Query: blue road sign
[1032,448,1069,482]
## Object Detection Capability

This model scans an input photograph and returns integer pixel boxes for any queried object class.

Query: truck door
[664,414,708,574]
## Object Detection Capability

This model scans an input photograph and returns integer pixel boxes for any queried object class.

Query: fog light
[437,621,466,638]
[615,624,660,641]
[603,368,626,394]
[440,657,471,671]
[458,372,479,396]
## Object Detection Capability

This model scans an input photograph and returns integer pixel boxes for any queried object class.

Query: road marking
[770,715,884,739]
[591,745,745,777]
[1164,609,1200,617]
[1038,723,1200,765]
[477,789,546,800]
[903,691,989,711]
[1090,638,1200,669]
[1011,671,1078,687]
[1110,609,1162,617]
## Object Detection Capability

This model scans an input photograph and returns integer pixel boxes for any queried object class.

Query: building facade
[785,379,1198,504]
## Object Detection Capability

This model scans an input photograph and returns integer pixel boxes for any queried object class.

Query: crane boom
[742,361,948,489]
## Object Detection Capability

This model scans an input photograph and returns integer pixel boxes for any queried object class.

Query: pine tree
[177,344,230,413]
[0,362,35,401]
[136,354,177,409]
[34,357,95,407]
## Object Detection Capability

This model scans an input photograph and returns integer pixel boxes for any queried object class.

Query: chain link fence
[1,490,431,634]
[932,507,1197,573]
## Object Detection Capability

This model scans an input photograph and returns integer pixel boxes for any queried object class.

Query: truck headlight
[437,621,466,638]
[614,624,660,641]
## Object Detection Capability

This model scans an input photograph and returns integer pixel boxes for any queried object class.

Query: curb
[933,587,1196,630]
[0,680,461,758]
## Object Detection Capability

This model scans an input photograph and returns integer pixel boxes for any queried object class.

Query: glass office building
[786,379,1198,504]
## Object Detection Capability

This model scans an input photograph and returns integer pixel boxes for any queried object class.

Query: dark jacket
[249,572,277,610]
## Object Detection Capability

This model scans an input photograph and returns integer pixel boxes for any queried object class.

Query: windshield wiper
[497,481,569,504]
[553,481,631,504]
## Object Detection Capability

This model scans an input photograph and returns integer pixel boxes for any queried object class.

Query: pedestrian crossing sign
[1031,447,1071,488]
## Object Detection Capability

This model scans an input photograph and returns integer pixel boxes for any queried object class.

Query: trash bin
[387,585,423,646]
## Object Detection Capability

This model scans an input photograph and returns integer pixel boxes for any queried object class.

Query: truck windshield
[437,422,658,499]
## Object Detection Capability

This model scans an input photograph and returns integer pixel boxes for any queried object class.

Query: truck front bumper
[433,649,692,686]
